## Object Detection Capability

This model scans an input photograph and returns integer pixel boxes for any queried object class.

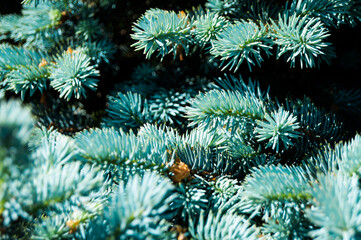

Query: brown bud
[66,47,74,54]
[38,58,48,68]
[171,225,188,240]
[169,159,190,183]
[66,219,80,234]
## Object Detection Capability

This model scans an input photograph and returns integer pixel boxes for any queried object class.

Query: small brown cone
[169,159,190,183]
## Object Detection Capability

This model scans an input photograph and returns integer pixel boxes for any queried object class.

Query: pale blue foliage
[208,176,241,211]
[0,100,107,230]
[32,196,107,239]
[186,88,266,128]
[242,165,310,218]
[192,11,229,47]
[210,20,272,71]
[305,134,361,177]
[0,45,50,98]
[103,172,177,239]
[74,127,145,164]
[105,92,150,130]
[30,127,75,167]
[19,162,104,210]
[181,127,228,151]
[214,74,270,101]
[255,108,300,153]
[271,13,335,68]
[0,99,34,145]
[131,9,192,60]
[1,0,361,239]
[261,203,312,239]
[307,173,361,240]
[74,127,169,172]
[32,212,71,239]
[173,179,209,222]
[189,210,259,240]
[0,99,34,226]
[6,65,49,100]
[50,51,100,100]
[137,123,182,150]
[149,90,190,125]
[79,40,116,64]
[0,3,63,48]
[337,135,361,174]
[205,0,240,16]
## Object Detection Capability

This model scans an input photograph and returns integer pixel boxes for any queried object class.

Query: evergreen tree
[1,0,361,239]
